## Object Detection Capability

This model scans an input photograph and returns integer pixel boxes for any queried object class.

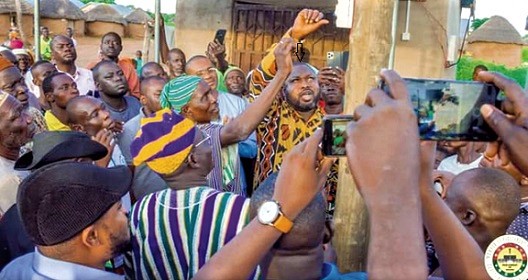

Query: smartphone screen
[322,115,353,156]
[383,78,501,141]
[214,29,226,45]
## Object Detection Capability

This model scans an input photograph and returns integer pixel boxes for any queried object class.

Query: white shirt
[213,91,248,124]
[57,66,96,96]
[437,154,483,175]
[0,248,123,279]
[0,156,29,217]
[24,71,40,98]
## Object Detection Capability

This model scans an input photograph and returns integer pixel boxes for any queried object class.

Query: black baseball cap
[15,131,108,171]
[17,161,132,246]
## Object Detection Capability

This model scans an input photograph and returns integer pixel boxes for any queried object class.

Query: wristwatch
[257,200,293,233]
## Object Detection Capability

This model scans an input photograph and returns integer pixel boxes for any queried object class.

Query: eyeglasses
[195,130,211,148]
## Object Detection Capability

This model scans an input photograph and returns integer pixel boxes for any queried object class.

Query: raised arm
[219,38,293,147]
[345,70,427,279]
[193,130,334,280]
[419,141,490,280]
[248,9,329,101]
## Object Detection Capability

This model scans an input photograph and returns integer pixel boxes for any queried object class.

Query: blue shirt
[0,248,123,279]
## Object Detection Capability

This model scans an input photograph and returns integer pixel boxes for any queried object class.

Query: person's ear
[187,152,199,169]
[460,209,477,226]
[181,104,191,116]
[95,80,102,91]
[81,225,100,248]
[70,123,85,133]
[139,95,147,106]
[44,92,54,103]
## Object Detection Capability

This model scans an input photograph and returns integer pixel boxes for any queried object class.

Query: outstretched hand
[274,38,294,74]
[291,9,329,41]
[477,71,528,176]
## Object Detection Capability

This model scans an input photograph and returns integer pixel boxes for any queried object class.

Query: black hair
[91,60,118,81]
[30,60,53,76]
[42,72,68,95]
[101,32,122,44]
[140,75,167,93]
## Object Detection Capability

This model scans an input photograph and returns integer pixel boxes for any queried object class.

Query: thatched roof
[41,0,85,20]
[70,0,85,9]
[468,16,524,45]
[111,4,133,17]
[125,8,151,24]
[237,0,336,8]
[81,3,126,25]
[0,0,34,15]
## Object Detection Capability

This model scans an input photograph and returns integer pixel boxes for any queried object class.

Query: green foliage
[456,56,528,88]
[523,47,528,63]
[145,11,175,27]
[80,0,116,4]
[470,18,489,31]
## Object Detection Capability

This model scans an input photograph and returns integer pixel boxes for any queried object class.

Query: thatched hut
[125,8,151,39]
[466,16,524,68]
[41,0,86,36]
[0,0,34,38]
[82,3,126,38]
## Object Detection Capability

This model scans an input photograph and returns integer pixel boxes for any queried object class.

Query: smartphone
[214,29,226,45]
[326,51,349,70]
[381,78,502,141]
[322,115,354,156]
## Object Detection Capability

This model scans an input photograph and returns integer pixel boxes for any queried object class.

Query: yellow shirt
[44,111,70,131]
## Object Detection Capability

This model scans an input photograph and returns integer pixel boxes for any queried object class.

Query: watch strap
[274,212,294,233]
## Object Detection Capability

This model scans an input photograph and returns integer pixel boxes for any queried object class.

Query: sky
[114,0,527,36]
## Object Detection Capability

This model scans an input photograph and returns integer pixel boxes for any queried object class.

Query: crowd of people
[0,8,526,280]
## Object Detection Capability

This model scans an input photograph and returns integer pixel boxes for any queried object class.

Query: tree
[80,0,116,4]
[471,18,489,31]
[14,0,26,44]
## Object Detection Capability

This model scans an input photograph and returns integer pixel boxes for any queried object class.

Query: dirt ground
[75,36,149,68]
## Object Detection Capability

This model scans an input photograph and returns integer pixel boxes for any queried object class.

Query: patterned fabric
[248,35,338,214]
[198,123,244,196]
[507,204,528,239]
[127,187,259,279]
[160,75,202,113]
[131,108,196,175]
[19,107,48,156]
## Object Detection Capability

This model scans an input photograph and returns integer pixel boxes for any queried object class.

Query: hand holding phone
[381,78,502,141]
[322,115,353,156]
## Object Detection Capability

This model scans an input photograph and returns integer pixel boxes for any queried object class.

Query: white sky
[115,0,527,36]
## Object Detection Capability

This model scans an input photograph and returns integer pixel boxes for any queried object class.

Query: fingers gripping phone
[381,78,502,141]
[322,115,354,157]
[214,29,226,45]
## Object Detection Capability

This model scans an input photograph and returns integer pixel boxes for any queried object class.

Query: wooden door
[230,3,350,74]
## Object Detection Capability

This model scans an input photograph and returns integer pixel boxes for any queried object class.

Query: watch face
[258,201,280,224]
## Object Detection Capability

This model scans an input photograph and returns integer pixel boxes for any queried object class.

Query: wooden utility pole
[333,0,397,272]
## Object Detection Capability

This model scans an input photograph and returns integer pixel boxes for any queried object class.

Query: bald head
[140,62,168,81]
[250,173,326,250]
[445,168,520,249]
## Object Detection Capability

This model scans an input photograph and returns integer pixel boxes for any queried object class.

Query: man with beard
[89,32,141,98]
[0,162,131,279]
[51,35,96,96]
[225,66,249,101]
[318,67,345,115]
[167,48,186,79]
[92,60,141,123]
[0,93,35,218]
[42,72,80,131]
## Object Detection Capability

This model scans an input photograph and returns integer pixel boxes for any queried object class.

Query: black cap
[17,162,132,246]
[15,131,108,171]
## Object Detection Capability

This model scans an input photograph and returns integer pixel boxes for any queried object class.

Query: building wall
[41,18,68,35]
[126,23,145,39]
[73,20,85,36]
[466,42,522,68]
[0,14,34,38]
[393,0,460,79]
[174,0,233,57]
[40,19,85,37]
[85,22,125,38]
